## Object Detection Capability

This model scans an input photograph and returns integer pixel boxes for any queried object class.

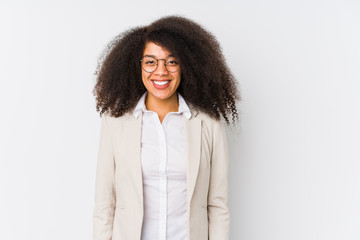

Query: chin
[152,91,174,100]
[147,87,175,98]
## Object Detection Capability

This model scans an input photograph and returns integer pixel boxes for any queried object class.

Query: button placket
[152,113,168,240]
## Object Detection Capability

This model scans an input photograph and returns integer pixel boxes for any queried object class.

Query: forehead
[143,42,172,57]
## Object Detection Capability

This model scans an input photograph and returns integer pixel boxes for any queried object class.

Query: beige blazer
[93,104,230,240]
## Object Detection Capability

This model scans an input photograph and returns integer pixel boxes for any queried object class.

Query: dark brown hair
[93,15,241,125]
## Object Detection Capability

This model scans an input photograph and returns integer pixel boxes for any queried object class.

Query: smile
[151,80,171,89]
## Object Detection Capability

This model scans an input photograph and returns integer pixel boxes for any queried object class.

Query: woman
[93,15,240,240]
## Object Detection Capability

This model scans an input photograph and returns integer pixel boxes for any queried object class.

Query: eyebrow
[143,54,174,58]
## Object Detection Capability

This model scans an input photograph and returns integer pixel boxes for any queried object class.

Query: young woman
[93,15,241,240]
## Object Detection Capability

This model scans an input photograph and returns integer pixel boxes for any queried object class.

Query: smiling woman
[92,15,241,240]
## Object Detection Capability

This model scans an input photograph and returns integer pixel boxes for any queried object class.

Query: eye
[167,59,178,65]
[145,60,155,65]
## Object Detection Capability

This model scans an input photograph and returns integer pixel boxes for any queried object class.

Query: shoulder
[100,111,134,129]
[191,107,225,138]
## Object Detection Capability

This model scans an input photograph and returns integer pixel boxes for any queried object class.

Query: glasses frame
[140,56,180,73]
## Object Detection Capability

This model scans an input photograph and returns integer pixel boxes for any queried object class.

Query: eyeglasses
[140,56,180,73]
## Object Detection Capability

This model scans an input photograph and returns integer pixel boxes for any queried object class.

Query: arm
[93,115,116,240]
[208,120,230,239]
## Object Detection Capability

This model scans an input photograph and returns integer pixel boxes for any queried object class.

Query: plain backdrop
[0,0,359,239]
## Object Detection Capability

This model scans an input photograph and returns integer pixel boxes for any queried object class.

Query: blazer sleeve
[208,120,230,239]
[93,115,116,240]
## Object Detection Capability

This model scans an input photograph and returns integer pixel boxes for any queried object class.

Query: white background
[0,0,359,239]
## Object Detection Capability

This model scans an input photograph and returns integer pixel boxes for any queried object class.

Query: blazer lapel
[183,108,202,204]
[125,112,144,205]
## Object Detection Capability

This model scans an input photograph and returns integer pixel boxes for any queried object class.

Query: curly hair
[93,15,241,125]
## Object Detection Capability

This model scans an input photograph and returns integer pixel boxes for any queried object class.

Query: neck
[145,92,179,114]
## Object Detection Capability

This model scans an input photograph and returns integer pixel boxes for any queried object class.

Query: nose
[154,59,168,75]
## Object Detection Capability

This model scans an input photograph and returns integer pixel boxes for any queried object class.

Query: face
[141,42,181,103]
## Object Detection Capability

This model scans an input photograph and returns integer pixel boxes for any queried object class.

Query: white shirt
[133,91,192,240]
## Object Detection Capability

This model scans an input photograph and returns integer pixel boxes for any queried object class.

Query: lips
[151,80,171,89]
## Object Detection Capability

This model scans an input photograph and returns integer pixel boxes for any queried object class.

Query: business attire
[93,91,230,240]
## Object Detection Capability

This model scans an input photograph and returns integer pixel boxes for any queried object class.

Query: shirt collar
[132,91,192,119]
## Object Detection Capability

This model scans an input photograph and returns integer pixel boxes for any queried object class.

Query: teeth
[153,81,170,85]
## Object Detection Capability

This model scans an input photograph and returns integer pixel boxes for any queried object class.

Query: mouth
[151,80,171,89]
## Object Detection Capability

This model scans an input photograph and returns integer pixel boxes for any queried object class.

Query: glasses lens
[165,57,180,72]
[142,57,157,72]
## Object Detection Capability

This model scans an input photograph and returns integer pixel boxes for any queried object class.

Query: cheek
[142,72,151,84]
[174,73,181,85]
